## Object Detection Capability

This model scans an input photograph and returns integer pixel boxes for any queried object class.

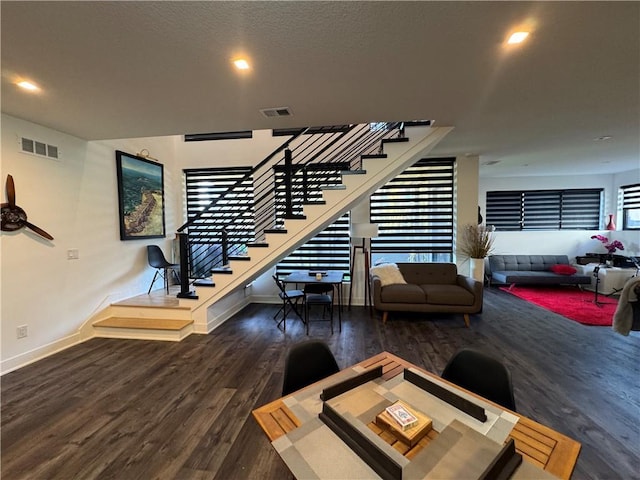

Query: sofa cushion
[380,284,427,303]
[489,255,572,272]
[398,263,458,285]
[423,285,475,306]
[370,263,407,287]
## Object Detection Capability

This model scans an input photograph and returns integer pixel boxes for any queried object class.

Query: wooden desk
[253,351,580,480]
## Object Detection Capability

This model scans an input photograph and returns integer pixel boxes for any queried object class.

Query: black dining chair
[272,275,305,331]
[441,348,516,411]
[146,245,180,294]
[282,340,340,396]
[303,283,337,335]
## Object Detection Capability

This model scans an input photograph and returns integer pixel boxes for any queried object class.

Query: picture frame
[115,150,166,240]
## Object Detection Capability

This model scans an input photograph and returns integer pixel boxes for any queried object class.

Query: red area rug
[500,286,617,326]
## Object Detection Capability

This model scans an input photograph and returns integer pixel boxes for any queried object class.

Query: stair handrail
[177,122,411,292]
[176,127,310,233]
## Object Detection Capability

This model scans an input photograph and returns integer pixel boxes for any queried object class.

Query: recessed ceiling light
[507,32,529,44]
[233,59,250,70]
[16,80,39,91]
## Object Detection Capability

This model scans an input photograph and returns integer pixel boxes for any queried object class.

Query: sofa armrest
[457,274,484,309]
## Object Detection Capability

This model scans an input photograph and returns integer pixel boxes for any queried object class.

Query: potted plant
[459,224,495,282]
[590,234,624,266]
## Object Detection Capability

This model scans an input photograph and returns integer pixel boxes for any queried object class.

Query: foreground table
[253,351,580,480]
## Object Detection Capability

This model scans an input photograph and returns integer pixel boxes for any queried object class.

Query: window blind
[370,158,455,262]
[184,167,254,276]
[275,163,351,277]
[621,183,640,230]
[486,189,602,231]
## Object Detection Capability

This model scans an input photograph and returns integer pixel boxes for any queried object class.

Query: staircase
[88,122,452,340]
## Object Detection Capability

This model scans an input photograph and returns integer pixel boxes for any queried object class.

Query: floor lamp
[348,223,378,310]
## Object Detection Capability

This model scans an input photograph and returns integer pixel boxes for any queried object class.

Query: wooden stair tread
[94,318,193,331]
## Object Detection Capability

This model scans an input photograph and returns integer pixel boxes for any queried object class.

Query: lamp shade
[350,223,378,239]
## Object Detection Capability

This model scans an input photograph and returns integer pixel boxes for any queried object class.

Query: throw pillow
[550,264,577,275]
[370,263,407,287]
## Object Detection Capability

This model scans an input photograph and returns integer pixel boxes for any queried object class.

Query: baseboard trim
[1,332,84,376]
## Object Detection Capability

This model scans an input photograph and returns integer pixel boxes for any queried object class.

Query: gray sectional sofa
[488,255,591,287]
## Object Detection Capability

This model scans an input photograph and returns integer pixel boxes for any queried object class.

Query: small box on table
[375,400,433,447]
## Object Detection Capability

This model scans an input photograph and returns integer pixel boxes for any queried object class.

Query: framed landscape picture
[115,150,166,240]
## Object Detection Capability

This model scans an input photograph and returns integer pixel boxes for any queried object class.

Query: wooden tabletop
[252,351,581,480]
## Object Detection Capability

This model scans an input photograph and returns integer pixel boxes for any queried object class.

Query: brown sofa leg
[463,314,470,328]
[382,311,388,324]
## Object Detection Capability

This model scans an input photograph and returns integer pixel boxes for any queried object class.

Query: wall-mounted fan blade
[1,174,54,240]
[25,221,54,240]
[6,174,16,207]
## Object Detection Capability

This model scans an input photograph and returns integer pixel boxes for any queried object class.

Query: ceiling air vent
[260,107,292,118]
[19,136,60,160]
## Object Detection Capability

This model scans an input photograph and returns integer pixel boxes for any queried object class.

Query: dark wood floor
[2,288,639,479]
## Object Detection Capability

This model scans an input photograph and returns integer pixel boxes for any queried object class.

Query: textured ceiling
[1,1,638,177]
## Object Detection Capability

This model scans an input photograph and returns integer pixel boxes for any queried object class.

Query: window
[370,158,455,264]
[275,214,350,278]
[621,183,640,230]
[486,189,602,231]
[184,167,254,276]
[275,163,351,277]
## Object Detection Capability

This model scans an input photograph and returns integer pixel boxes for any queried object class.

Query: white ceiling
[1,1,638,177]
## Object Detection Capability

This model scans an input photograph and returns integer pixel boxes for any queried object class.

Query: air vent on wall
[260,107,292,118]
[19,136,60,160]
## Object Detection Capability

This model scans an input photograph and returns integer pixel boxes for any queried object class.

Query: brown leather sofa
[371,263,483,327]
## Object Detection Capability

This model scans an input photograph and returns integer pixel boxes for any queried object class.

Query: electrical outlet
[17,325,28,339]
[67,249,79,260]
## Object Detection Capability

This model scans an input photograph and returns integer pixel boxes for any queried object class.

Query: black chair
[441,348,516,411]
[303,283,337,335]
[272,275,305,331]
[282,340,340,396]
[146,245,180,294]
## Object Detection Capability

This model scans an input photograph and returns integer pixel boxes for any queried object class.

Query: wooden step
[265,228,287,234]
[93,317,193,331]
[403,120,432,127]
[362,153,387,159]
[382,137,410,145]
[341,170,366,175]
[247,242,269,248]
[212,267,233,274]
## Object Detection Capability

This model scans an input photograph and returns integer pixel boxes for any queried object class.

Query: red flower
[590,235,624,254]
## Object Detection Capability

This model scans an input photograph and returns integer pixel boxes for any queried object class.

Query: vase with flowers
[590,234,624,267]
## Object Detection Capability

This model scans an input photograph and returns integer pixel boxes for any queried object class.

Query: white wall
[2,113,635,373]
[479,170,640,259]
[0,114,180,373]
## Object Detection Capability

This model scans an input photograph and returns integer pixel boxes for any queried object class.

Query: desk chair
[147,245,180,294]
[282,340,340,396]
[273,275,305,331]
[304,283,337,335]
[441,348,516,411]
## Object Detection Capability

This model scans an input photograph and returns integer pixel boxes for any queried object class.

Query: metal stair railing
[176,122,406,298]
